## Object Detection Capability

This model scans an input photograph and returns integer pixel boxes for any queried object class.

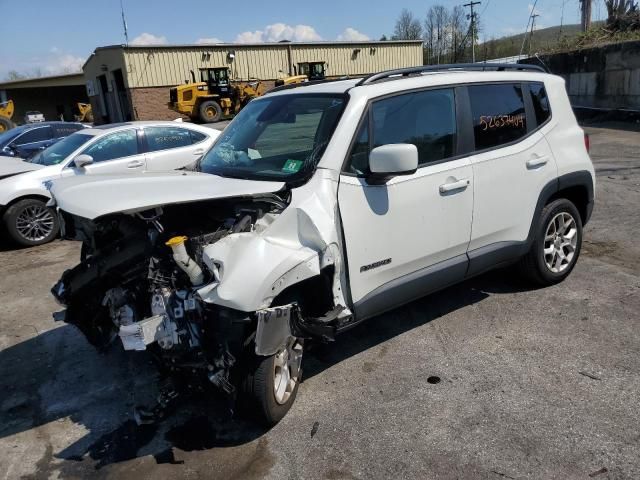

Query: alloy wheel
[15,204,55,242]
[273,338,303,405]
[543,212,578,273]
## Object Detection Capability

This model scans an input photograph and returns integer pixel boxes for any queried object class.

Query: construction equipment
[75,103,94,123]
[274,62,327,87]
[0,100,16,132]
[169,67,266,123]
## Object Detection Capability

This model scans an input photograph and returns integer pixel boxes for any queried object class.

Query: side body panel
[338,158,474,306]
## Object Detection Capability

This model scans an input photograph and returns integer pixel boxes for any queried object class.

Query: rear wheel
[243,338,304,426]
[519,198,583,286]
[3,198,59,247]
[0,117,15,132]
[199,100,222,123]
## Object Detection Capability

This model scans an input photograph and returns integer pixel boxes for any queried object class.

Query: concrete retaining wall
[523,40,640,111]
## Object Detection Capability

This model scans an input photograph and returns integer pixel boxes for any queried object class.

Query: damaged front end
[52,190,348,423]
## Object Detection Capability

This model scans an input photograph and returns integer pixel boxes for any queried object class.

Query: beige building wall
[291,43,423,77]
[83,41,424,123]
[116,41,423,88]
[124,47,289,87]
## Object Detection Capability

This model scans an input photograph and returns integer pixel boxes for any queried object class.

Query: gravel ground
[0,124,638,480]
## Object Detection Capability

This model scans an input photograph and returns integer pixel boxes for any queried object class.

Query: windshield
[30,132,93,166]
[199,93,346,182]
[0,129,20,148]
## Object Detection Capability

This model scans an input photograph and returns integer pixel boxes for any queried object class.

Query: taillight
[584,133,590,153]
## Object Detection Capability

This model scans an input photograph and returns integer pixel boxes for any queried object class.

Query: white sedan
[0,121,219,246]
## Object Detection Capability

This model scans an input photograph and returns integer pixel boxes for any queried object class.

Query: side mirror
[367,144,418,185]
[73,154,94,168]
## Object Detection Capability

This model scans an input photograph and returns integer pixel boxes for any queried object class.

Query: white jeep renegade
[50,64,595,425]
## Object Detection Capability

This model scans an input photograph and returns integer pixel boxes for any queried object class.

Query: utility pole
[580,0,592,32]
[464,1,481,63]
[529,13,540,57]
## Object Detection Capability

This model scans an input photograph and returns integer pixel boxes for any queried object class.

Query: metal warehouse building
[82,40,423,124]
[0,73,88,123]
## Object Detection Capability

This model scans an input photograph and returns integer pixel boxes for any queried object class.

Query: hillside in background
[478,23,598,60]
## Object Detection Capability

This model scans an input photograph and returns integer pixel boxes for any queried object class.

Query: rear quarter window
[468,84,527,151]
[529,83,551,126]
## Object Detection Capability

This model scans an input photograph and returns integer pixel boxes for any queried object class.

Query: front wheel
[244,338,304,426]
[3,198,59,247]
[519,198,583,286]
[199,100,222,123]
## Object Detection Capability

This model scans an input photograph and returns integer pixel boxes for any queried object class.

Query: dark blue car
[0,122,87,160]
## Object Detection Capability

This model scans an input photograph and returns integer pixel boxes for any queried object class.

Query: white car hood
[50,171,286,220]
[0,156,44,177]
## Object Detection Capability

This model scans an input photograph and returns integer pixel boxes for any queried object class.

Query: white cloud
[195,37,224,44]
[130,32,168,46]
[235,23,322,43]
[337,28,370,42]
[43,47,84,74]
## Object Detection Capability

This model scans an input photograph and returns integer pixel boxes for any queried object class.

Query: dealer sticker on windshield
[282,159,303,173]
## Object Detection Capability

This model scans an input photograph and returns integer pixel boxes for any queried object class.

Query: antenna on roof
[120,0,129,46]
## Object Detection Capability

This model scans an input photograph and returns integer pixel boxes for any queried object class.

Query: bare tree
[605,0,638,18]
[5,71,27,82]
[393,9,423,40]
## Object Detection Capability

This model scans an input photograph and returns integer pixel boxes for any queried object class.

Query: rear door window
[53,124,84,138]
[468,84,527,151]
[145,126,194,152]
[15,126,53,145]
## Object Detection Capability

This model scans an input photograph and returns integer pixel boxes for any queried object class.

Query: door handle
[526,156,549,169]
[193,149,204,155]
[439,178,470,194]
[127,160,144,168]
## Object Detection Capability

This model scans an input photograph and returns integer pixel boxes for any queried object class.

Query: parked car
[0,121,219,246]
[0,121,87,160]
[24,111,45,124]
[49,65,594,426]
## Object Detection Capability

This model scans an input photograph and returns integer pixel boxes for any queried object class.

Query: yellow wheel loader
[74,102,94,123]
[169,67,266,123]
[0,100,16,132]
[274,62,327,87]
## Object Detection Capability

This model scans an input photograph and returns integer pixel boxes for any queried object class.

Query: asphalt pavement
[0,123,638,480]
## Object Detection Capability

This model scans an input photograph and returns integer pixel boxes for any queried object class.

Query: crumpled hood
[49,170,286,220]
[0,156,44,179]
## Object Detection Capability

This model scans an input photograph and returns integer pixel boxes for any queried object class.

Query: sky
[0,0,607,80]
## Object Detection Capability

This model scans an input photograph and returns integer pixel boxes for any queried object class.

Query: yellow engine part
[169,82,210,117]
[76,102,93,122]
[0,100,15,132]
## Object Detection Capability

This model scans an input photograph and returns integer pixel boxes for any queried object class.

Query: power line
[529,13,540,56]
[519,0,540,58]
[463,1,481,63]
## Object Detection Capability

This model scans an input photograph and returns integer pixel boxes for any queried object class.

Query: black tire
[242,339,303,426]
[0,116,15,132]
[3,198,59,247]
[519,198,583,286]
[199,100,222,123]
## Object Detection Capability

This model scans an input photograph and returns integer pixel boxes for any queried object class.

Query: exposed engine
[51,195,292,421]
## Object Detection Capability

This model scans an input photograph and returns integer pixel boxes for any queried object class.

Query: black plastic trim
[466,241,528,278]
[352,254,469,323]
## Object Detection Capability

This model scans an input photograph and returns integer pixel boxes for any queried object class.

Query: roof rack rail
[266,76,352,94]
[357,63,546,86]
